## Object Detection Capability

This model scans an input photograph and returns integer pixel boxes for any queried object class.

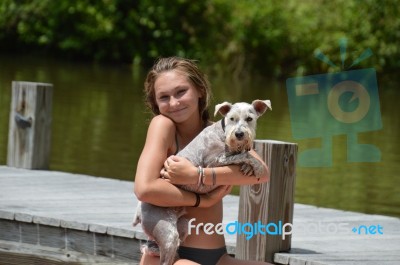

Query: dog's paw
[244,157,266,178]
[253,165,266,178]
[240,163,254,176]
[250,159,266,178]
[133,201,142,227]
[132,219,140,227]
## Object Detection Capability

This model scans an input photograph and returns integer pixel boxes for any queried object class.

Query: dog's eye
[230,117,234,121]
[246,117,253,122]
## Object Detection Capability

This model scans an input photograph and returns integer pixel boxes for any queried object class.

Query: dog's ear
[214,102,232,117]
[252,99,272,116]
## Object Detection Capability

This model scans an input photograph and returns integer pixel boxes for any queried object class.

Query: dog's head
[214,99,272,153]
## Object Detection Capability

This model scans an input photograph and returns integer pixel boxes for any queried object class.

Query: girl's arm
[163,149,270,186]
[207,149,270,185]
[133,115,229,208]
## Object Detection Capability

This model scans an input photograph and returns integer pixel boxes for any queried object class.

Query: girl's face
[154,70,201,124]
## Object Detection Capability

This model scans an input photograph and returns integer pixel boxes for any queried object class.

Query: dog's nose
[235,131,244,140]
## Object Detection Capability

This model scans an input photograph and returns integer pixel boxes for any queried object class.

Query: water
[0,54,399,217]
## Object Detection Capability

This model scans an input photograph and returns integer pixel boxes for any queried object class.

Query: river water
[0,53,399,217]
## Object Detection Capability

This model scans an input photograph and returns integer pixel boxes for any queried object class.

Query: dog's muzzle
[235,131,245,140]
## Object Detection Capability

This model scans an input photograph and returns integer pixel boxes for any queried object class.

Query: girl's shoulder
[149,115,175,129]
[146,115,177,155]
[147,115,176,137]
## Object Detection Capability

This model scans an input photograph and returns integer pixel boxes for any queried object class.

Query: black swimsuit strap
[174,133,179,155]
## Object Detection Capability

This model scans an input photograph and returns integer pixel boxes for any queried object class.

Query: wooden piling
[7,81,53,169]
[236,140,298,262]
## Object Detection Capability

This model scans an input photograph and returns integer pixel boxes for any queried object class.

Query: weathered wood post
[236,140,298,263]
[7,81,53,169]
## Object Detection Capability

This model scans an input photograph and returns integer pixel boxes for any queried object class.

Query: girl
[134,57,272,265]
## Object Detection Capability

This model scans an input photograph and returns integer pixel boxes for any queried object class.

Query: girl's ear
[214,102,232,117]
[252,100,272,116]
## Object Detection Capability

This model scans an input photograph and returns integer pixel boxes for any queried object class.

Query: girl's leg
[216,254,275,265]
[139,253,160,265]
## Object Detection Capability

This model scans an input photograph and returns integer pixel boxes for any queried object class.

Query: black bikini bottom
[178,245,227,265]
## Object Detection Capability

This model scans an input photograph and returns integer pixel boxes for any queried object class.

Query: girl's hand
[201,185,232,208]
[161,155,198,185]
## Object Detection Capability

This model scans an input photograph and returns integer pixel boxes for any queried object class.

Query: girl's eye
[177,89,187,96]
[246,117,253,122]
[159,95,169,101]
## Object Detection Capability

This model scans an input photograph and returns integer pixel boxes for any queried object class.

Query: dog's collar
[221,118,226,132]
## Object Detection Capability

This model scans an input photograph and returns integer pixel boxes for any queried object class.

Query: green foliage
[0,0,398,76]
[0,0,139,61]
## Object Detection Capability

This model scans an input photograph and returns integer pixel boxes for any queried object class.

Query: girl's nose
[170,97,180,107]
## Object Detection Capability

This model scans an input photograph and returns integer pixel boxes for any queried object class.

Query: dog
[133,99,272,265]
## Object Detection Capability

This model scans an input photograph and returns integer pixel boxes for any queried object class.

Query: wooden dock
[0,166,399,264]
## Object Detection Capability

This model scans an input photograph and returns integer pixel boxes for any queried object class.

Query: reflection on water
[0,54,399,217]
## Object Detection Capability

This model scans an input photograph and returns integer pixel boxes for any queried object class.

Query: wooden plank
[236,140,298,262]
[113,236,143,261]
[39,225,65,249]
[7,82,53,169]
[33,216,61,227]
[0,240,138,265]
[66,229,95,255]
[0,210,14,220]
[275,251,400,265]
[60,220,89,231]
[15,213,33,222]
[20,222,38,245]
[107,227,136,238]
[94,233,113,257]
[0,220,20,242]
[89,224,108,233]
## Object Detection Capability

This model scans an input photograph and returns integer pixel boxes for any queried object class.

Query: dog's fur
[133,99,272,265]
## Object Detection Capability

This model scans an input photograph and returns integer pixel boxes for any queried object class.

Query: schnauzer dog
[134,99,272,265]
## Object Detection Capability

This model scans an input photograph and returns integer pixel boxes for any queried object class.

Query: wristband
[193,193,200,207]
[197,166,205,186]
[211,168,217,186]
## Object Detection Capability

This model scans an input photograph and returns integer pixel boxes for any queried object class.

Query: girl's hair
[144,56,212,126]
